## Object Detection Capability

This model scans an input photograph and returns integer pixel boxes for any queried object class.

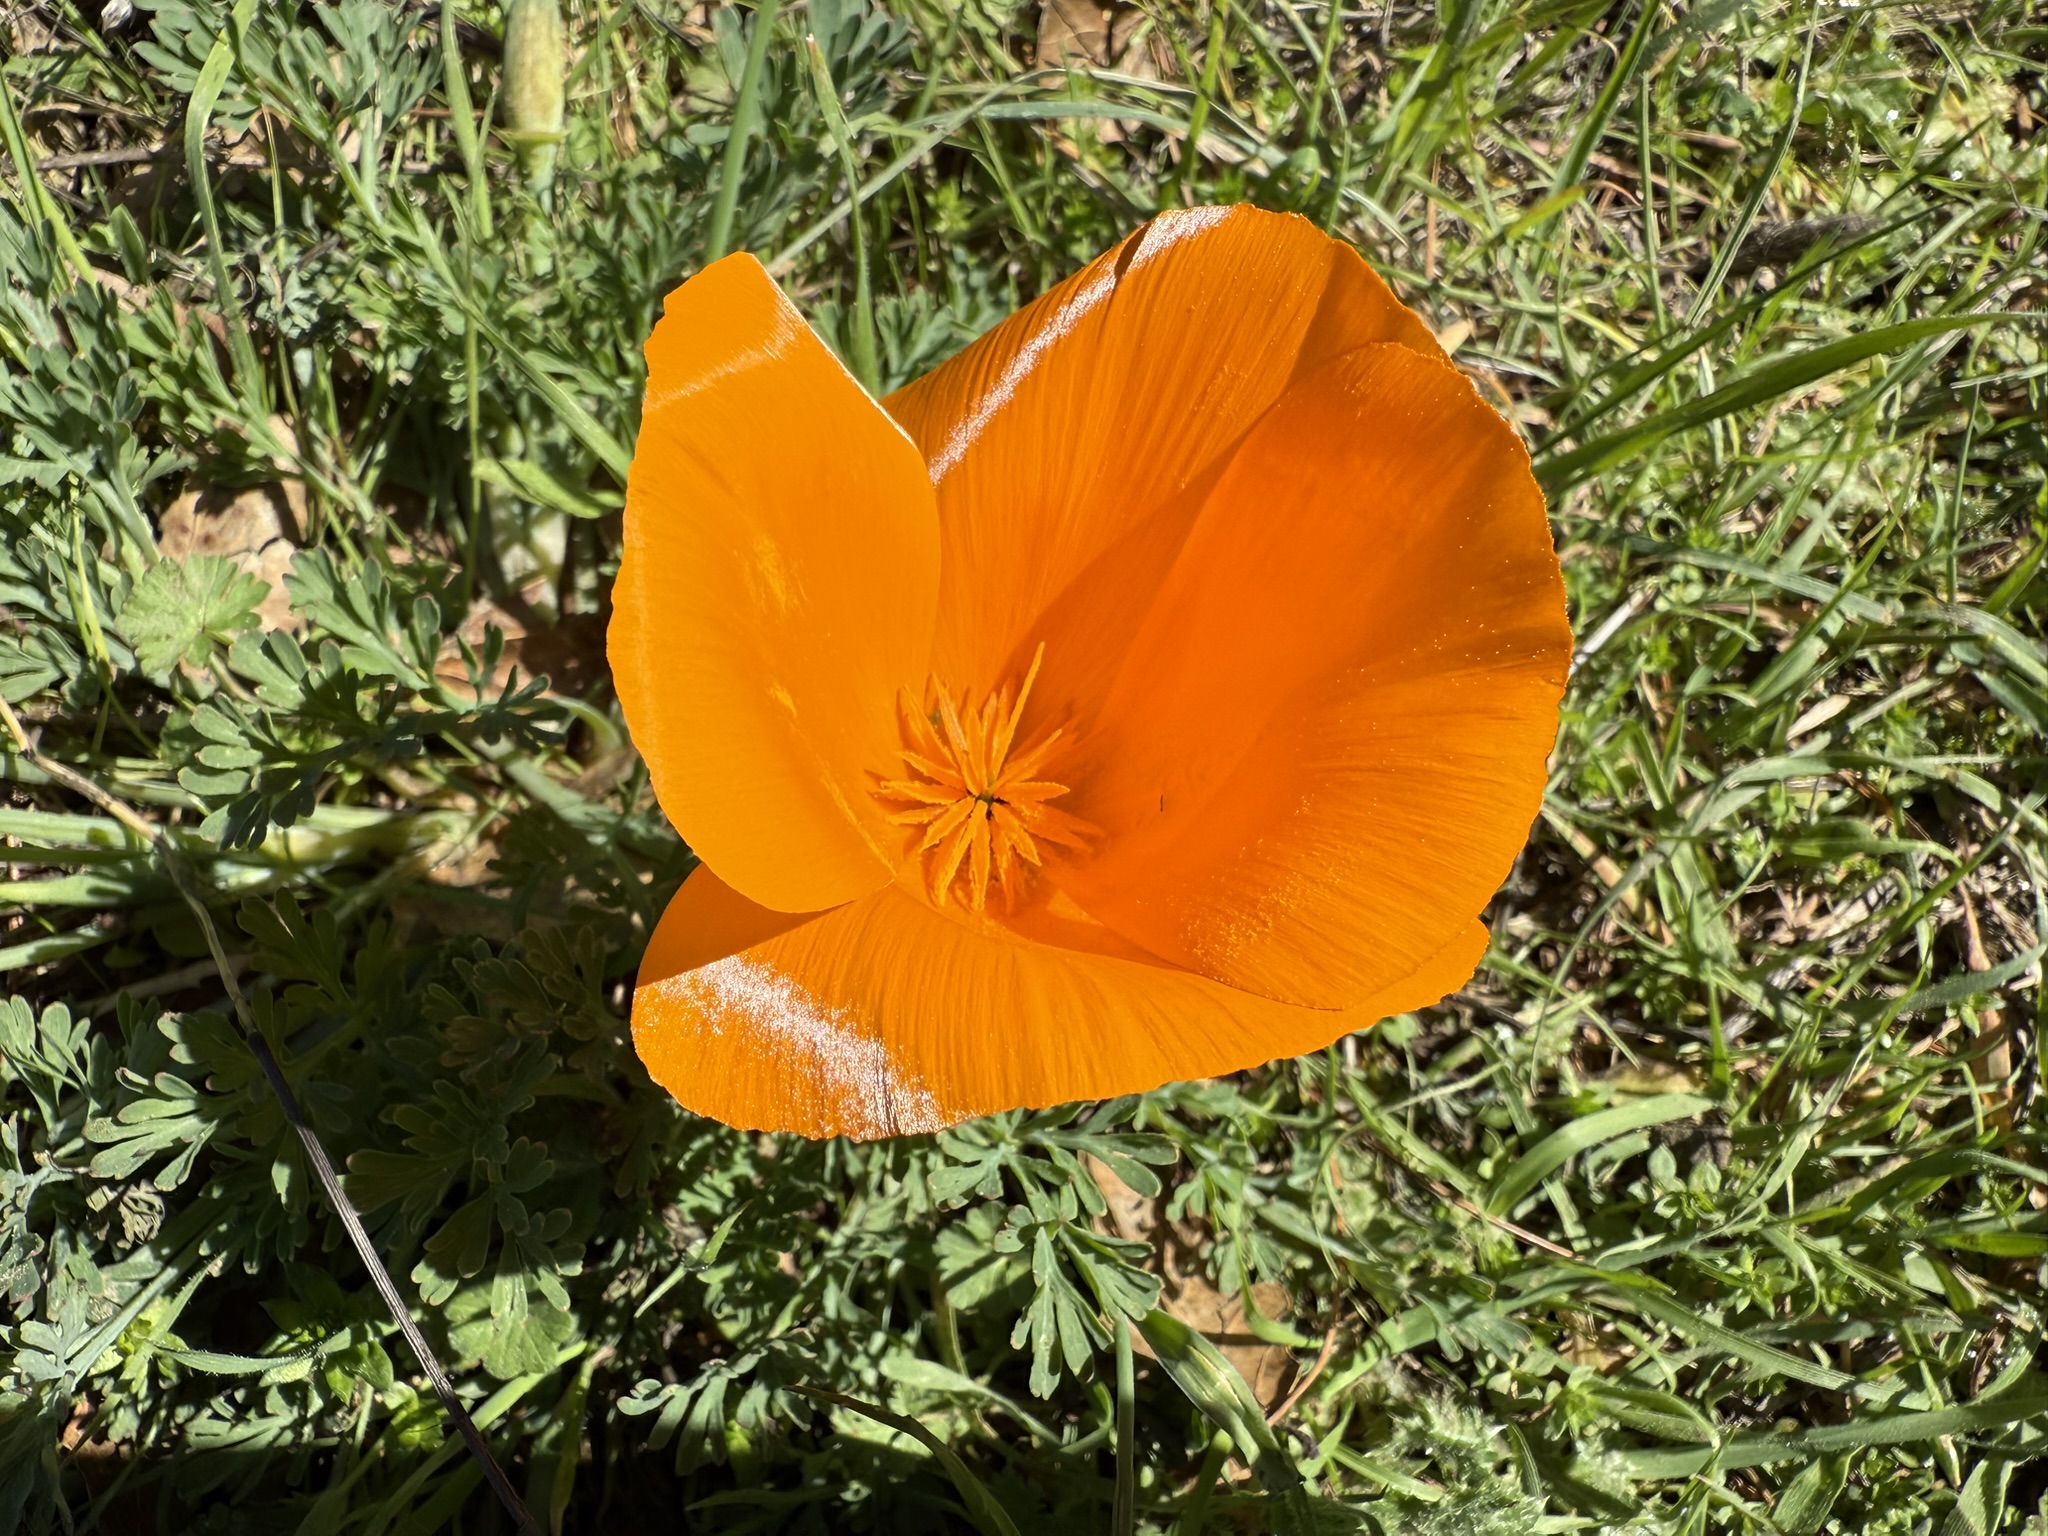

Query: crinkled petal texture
[609,253,939,914]
[619,207,1570,1139]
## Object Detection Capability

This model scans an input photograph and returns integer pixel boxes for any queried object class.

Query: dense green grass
[3,0,2047,1531]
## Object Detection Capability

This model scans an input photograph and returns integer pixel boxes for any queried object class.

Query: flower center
[875,645,1092,911]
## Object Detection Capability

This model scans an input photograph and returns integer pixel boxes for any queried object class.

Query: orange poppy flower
[609,205,1570,1140]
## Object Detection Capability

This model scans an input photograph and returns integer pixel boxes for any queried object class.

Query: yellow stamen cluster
[877,647,1091,911]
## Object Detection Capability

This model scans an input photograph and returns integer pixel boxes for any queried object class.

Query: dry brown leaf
[1035,2,1171,144]
[422,836,498,889]
[1036,0,1115,68]
[9,11,57,54]
[1035,1,1167,76]
[571,745,639,801]
[156,480,306,634]
[433,590,609,701]
[436,597,530,697]
[1085,1153,1297,1409]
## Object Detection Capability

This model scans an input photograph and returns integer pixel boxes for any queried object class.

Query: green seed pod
[501,0,566,193]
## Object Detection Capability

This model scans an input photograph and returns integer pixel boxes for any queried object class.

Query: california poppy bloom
[610,205,1569,1140]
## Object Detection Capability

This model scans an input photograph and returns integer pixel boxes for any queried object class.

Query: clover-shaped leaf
[120,554,268,675]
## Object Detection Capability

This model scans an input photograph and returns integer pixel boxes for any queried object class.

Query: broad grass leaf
[1579,1381,1718,1445]
[793,1385,1023,1536]
[1538,313,2029,492]
[1892,945,2045,1018]
[474,457,619,520]
[1485,1094,1711,1215]
[1940,1457,2013,1536]
[1136,1307,1299,1491]
[1607,1394,2048,1478]
[1774,1456,1848,1534]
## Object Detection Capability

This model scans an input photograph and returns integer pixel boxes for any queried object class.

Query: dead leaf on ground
[1085,1153,1296,1409]
[1036,0,1167,73]
[1037,0,1117,67]
[156,480,306,634]
[571,744,639,801]
[9,10,58,54]
[1035,2,1172,143]
[421,836,499,890]
[432,583,609,701]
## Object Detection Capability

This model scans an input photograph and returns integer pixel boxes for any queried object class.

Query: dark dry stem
[0,694,541,1536]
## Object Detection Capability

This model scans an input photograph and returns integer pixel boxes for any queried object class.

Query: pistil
[876,646,1091,911]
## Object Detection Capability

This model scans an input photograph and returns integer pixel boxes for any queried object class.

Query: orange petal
[632,884,1483,1140]
[884,205,1444,734]
[642,863,822,979]
[610,254,939,913]
[1055,343,1570,1009]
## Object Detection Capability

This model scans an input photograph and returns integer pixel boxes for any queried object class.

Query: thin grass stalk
[439,0,494,238]
[0,74,92,283]
[1173,1429,1232,1536]
[1114,1318,1136,1536]
[0,693,543,1536]
[805,34,878,393]
[437,5,494,609]
[184,0,268,412]
[1167,2,1229,208]
[707,0,781,262]
[1546,0,1662,202]
[1687,1,1818,325]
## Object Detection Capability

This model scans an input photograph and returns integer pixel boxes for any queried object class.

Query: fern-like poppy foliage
[609,205,1571,1139]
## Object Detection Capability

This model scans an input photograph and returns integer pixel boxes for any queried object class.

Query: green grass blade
[1537,314,2028,493]
[1596,1284,1888,1400]
[438,0,493,239]
[1605,1393,2048,1478]
[1774,1456,1849,1533]
[791,1386,1023,1536]
[1546,0,1661,201]
[1684,5,1817,327]
[1136,1309,1299,1492]
[1173,1430,1233,1536]
[804,34,878,392]
[1113,1319,1135,1536]
[402,205,632,479]
[183,0,266,410]
[0,74,91,283]
[706,0,782,262]
[1485,1094,1710,1215]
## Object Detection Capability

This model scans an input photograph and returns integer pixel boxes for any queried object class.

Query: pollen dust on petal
[875,644,1094,912]
[658,955,947,1138]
